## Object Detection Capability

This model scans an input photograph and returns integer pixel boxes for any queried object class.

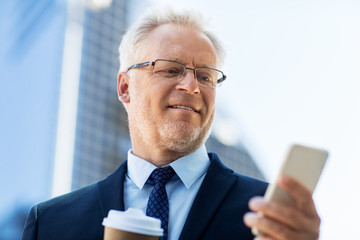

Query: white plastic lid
[102,208,163,236]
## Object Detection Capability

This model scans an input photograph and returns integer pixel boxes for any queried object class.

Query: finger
[244,212,320,240]
[254,236,275,240]
[243,212,298,240]
[278,175,317,216]
[248,197,311,230]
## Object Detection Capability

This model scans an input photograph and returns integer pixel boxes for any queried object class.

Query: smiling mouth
[169,105,199,113]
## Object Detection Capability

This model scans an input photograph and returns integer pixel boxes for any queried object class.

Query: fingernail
[243,212,257,224]
[249,197,263,210]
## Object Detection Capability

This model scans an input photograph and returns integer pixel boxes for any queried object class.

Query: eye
[156,67,182,77]
[165,68,182,74]
[198,75,211,82]
[196,71,213,83]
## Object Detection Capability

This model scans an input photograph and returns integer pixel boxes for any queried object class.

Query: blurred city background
[0,0,359,239]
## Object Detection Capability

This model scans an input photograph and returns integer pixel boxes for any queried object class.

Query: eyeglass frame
[126,59,227,88]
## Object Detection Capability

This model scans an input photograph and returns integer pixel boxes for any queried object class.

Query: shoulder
[37,183,98,213]
[22,183,104,240]
[37,160,128,215]
[33,183,103,231]
[22,161,127,239]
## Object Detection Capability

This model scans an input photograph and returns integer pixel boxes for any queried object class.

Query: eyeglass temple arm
[217,75,227,84]
[127,61,154,71]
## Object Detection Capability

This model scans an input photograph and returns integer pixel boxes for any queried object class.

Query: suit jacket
[22,153,268,240]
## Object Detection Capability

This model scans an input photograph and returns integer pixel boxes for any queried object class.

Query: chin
[158,121,210,153]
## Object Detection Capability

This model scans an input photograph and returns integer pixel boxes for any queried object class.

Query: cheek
[204,91,216,115]
[129,78,152,104]
[131,84,168,115]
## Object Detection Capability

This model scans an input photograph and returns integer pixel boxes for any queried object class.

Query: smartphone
[252,144,329,236]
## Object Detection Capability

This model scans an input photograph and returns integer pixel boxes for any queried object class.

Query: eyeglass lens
[153,60,221,87]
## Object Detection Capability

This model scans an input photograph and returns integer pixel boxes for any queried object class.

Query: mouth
[169,105,199,113]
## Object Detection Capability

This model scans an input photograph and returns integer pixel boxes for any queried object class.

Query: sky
[138,0,360,239]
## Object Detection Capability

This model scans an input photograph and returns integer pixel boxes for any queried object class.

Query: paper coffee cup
[102,208,163,240]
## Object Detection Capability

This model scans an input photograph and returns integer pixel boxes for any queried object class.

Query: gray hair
[118,7,225,72]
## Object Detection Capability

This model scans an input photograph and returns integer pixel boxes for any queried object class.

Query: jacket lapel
[179,153,237,240]
[96,160,128,218]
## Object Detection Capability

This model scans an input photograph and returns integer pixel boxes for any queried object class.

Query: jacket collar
[179,152,237,240]
[96,161,127,217]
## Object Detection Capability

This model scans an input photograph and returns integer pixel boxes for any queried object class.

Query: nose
[175,68,200,94]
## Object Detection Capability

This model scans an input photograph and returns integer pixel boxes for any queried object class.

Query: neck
[131,145,194,167]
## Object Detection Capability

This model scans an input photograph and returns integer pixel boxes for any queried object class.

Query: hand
[243,175,321,240]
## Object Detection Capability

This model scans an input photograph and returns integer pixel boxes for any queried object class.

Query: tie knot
[149,166,175,185]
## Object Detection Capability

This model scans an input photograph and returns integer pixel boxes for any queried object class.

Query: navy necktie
[146,166,175,240]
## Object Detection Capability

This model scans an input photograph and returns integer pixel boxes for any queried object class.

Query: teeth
[172,105,195,111]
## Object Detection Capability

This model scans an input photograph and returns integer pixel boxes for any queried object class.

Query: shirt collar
[127,145,210,190]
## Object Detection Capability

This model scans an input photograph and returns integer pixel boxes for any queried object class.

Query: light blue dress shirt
[124,145,210,240]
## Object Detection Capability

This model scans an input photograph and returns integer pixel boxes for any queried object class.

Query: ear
[117,72,130,103]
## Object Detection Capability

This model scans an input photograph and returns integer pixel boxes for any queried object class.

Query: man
[22,8,320,240]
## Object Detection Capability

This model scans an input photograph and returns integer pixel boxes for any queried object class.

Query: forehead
[141,24,218,67]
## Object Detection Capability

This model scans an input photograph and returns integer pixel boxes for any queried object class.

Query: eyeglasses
[127,59,226,88]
